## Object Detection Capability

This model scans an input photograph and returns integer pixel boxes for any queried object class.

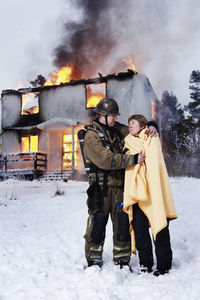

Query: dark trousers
[132,204,172,271]
[84,186,131,264]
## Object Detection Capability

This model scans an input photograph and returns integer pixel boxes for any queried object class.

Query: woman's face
[128,119,143,136]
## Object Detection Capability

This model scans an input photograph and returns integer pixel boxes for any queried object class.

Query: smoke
[52,0,200,103]
[53,0,116,78]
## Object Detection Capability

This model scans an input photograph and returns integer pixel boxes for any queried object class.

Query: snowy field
[0,177,199,300]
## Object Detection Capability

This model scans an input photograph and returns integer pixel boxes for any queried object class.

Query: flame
[86,83,106,108]
[123,55,137,73]
[21,93,39,115]
[44,65,73,86]
[87,94,104,108]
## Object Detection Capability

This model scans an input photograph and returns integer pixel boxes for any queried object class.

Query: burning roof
[2,69,137,95]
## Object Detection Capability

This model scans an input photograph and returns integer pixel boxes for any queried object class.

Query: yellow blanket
[123,128,177,254]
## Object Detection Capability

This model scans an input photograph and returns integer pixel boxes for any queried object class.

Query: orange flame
[86,83,106,108]
[44,65,73,86]
[123,55,137,73]
[21,93,39,115]
[87,94,104,108]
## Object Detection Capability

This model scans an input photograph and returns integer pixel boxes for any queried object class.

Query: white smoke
[94,0,199,104]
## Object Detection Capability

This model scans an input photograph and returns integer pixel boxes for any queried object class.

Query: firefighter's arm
[83,131,139,170]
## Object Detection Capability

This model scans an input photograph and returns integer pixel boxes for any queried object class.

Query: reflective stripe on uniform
[90,245,103,252]
[88,216,93,228]
[90,255,102,260]
[113,252,131,259]
[113,246,130,251]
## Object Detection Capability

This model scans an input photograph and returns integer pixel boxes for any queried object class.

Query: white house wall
[107,77,134,125]
[132,74,156,120]
[106,74,156,124]
[39,84,90,124]
[2,131,19,153]
[2,93,21,128]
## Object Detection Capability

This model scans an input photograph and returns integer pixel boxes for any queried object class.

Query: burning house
[0,70,159,180]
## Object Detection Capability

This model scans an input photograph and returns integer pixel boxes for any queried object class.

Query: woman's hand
[138,152,146,164]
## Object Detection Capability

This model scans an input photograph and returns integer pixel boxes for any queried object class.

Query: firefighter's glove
[87,181,103,212]
[125,154,139,168]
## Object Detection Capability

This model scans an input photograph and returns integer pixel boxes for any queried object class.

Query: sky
[0,0,200,106]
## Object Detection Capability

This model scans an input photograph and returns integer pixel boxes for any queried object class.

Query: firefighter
[83,97,157,269]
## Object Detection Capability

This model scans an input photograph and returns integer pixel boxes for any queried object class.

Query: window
[86,82,106,108]
[21,92,39,115]
[62,133,78,170]
[21,136,38,153]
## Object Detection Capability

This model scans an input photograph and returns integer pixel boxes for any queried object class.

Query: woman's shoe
[153,269,169,276]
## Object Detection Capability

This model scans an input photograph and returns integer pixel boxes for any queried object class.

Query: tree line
[159,70,200,178]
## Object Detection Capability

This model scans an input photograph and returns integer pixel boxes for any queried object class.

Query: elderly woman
[123,114,177,276]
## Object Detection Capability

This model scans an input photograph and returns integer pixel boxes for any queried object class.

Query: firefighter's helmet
[93,97,120,115]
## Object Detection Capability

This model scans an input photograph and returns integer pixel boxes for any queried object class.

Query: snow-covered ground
[0,177,199,300]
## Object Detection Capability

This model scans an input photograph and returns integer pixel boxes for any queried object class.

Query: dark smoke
[53,0,116,79]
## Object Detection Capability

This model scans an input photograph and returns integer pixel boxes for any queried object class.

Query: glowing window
[86,82,106,108]
[21,92,39,115]
[62,134,78,170]
[21,136,38,153]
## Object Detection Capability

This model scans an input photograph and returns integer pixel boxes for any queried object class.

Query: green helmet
[93,97,120,115]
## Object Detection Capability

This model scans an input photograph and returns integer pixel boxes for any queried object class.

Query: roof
[1,70,137,96]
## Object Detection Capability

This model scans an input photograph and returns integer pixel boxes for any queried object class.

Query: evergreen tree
[185,70,200,120]
[159,71,200,178]
[160,91,184,157]
[184,70,200,161]
[160,91,184,127]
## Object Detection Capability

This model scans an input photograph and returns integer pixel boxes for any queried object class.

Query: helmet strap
[105,115,108,127]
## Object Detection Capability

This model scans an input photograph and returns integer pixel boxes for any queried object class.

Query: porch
[0,152,47,180]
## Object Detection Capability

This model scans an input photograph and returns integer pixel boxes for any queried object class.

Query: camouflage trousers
[84,185,131,265]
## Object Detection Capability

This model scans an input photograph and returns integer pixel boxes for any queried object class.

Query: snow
[0,177,199,300]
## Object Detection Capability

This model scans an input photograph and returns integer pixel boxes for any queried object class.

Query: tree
[185,70,200,121]
[160,91,184,157]
[184,70,200,172]
[160,91,184,128]
[30,75,46,87]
